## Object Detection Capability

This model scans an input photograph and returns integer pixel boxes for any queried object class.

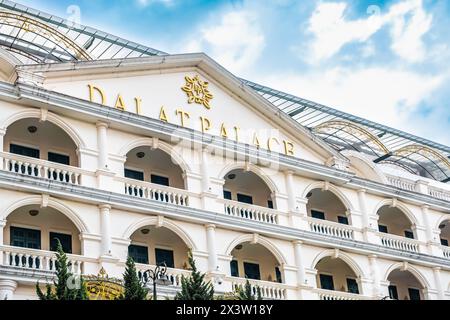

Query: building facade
[0,0,449,300]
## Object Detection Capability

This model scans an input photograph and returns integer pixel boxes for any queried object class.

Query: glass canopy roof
[0,0,448,182]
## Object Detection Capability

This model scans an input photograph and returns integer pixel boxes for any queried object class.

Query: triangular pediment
[17,53,344,165]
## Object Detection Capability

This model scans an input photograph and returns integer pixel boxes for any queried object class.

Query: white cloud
[258,67,447,142]
[179,10,265,74]
[136,0,173,7]
[304,0,432,64]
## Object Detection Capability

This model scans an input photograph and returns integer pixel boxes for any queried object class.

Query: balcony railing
[379,233,420,253]
[429,187,450,202]
[313,288,369,300]
[229,277,288,300]
[220,199,279,224]
[0,245,86,275]
[117,177,191,207]
[386,176,416,192]
[443,246,450,259]
[0,152,91,185]
[134,263,191,288]
[306,217,355,240]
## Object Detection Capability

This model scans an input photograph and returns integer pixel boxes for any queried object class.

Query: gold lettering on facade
[134,97,142,115]
[234,126,240,142]
[200,116,211,133]
[88,84,106,105]
[159,106,169,122]
[176,109,190,127]
[283,140,295,156]
[253,133,261,149]
[114,94,126,111]
[220,123,228,138]
[181,75,213,109]
[267,137,280,152]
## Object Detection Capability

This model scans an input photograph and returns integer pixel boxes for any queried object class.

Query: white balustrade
[0,245,84,275]
[122,178,190,207]
[443,246,450,259]
[221,199,279,224]
[230,278,287,300]
[135,264,190,288]
[387,176,416,192]
[429,188,450,202]
[1,152,85,185]
[314,288,368,300]
[379,233,420,253]
[306,217,355,239]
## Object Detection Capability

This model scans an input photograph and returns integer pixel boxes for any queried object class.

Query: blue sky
[17,0,450,145]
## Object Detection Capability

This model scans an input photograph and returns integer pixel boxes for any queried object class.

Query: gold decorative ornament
[85,267,124,300]
[182,75,213,109]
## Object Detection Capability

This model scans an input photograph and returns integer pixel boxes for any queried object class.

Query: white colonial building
[0,0,449,300]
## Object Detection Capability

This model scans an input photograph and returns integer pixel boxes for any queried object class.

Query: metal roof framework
[0,0,448,182]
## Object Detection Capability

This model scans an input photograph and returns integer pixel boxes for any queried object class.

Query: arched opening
[438,219,450,248]
[387,269,425,300]
[223,169,274,209]
[306,189,350,225]
[124,146,185,189]
[315,256,360,294]
[229,242,283,283]
[128,226,189,269]
[3,118,80,184]
[3,204,82,271]
[377,206,415,239]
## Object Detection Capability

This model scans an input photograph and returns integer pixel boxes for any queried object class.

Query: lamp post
[142,263,172,300]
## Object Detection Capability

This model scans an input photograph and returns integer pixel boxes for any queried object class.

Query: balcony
[0,245,88,276]
[228,277,288,299]
[220,199,279,224]
[306,216,355,240]
[313,288,370,300]
[442,246,450,259]
[135,263,191,290]
[379,232,420,253]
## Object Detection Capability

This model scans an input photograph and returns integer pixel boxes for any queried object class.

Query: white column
[0,128,6,170]
[99,204,112,256]
[205,224,217,272]
[357,189,369,229]
[0,280,17,300]
[368,254,381,297]
[201,149,210,193]
[284,171,296,213]
[0,218,6,245]
[96,122,109,170]
[432,267,444,300]
[293,241,306,286]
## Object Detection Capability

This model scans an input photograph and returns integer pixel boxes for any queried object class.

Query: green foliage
[175,250,214,300]
[36,240,88,300]
[234,280,262,300]
[118,256,149,300]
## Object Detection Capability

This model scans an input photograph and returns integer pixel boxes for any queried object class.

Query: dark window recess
[275,266,282,283]
[10,226,41,249]
[268,200,274,209]
[404,230,414,239]
[243,262,261,280]
[10,144,40,158]
[408,288,421,300]
[311,210,325,220]
[48,152,70,165]
[346,278,359,294]
[338,216,349,225]
[50,232,72,254]
[230,260,239,277]
[223,190,232,200]
[378,225,388,233]
[124,168,144,181]
[441,238,449,246]
[151,174,169,186]
[319,274,334,290]
[128,245,149,264]
[155,248,174,268]
[388,285,398,300]
[237,194,253,205]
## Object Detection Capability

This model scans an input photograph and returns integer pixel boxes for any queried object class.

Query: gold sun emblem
[181,75,213,109]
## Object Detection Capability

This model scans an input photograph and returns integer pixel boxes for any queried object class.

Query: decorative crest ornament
[85,267,124,300]
[181,75,213,109]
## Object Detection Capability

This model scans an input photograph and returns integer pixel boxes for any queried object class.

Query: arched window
[386,269,425,300]
[315,256,361,295]
[306,189,350,225]
[377,206,415,239]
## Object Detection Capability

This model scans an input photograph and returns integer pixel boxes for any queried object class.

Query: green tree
[175,250,214,300]
[36,240,88,300]
[234,280,262,300]
[118,256,149,300]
